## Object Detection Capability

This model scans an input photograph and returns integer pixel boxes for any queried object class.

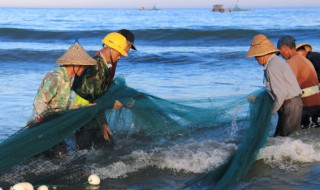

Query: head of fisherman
[247,34,279,66]
[56,42,97,77]
[100,32,129,64]
[296,42,312,58]
[277,35,297,60]
[117,29,137,53]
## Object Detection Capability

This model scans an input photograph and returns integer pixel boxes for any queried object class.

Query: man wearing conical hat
[296,42,320,82]
[247,34,302,136]
[71,30,137,150]
[25,42,97,158]
[26,42,96,127]
[278,36,320,128]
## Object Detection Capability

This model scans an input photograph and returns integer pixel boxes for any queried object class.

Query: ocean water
[0,7,320,189]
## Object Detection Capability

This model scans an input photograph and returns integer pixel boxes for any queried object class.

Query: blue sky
[0,0,320,8]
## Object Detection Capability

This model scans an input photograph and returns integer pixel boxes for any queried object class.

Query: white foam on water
[94,150,152,178]
[156,141,235,173]
[257,137,320,170]
[95,140,236,179]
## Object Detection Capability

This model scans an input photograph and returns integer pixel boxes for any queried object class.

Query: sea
[1,7,320,190]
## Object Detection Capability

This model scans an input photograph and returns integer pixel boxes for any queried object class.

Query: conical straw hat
[247,34,279,57]
[56,42,97,66]
[296,42,312,52]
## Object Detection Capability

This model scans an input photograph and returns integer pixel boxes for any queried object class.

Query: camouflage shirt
[72,53,112,102]
[30,67,72,121]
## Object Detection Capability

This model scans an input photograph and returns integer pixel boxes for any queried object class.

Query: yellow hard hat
[102,32,128,57]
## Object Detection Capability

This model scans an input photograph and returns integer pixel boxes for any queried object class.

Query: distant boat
[139,5,161,11]
[151,5,160,11]
[212,4,231,13]
[231,1,251,12]
[139,6,145,11]
[212,0,250,13]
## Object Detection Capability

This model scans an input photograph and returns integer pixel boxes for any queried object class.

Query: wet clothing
[29,67,71,123]
[286,53,320,107]
[263,54,302,136]
[306,51,320,82]
[275,96,303,136]
[74,113,114,150]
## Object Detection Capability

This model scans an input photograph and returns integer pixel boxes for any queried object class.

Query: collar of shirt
[99,52,112,69]
[57,67,70,83]
[263,54,277,71]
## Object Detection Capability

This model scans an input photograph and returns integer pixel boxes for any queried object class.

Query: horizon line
[0,6,319,9]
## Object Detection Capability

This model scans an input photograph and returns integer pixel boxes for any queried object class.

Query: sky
[0,0,320,9]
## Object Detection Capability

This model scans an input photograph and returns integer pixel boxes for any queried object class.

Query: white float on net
[37,185,49,190]
[10,182,34,190]
[88,174,101,185]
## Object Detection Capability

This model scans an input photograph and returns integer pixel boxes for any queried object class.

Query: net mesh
[185,88,273,189]
[0,77,273,189]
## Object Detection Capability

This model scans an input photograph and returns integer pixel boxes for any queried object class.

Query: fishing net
[0,77,273,189]
[185,88,274,189]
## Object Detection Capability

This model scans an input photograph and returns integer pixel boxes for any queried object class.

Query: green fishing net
[185,88,273,189]
[0,77,273,189]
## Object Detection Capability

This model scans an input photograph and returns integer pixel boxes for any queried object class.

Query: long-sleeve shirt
[72,53,114,103]
[287,53,320,107]
[30,67,72,121]
[264,54,301,113]
[71,52,117,128]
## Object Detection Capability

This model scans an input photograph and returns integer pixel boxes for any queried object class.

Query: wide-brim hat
[247,34,279,57]
[56,42,97,66]
[296,42,312,52]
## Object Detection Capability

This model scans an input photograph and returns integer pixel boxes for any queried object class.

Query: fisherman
[278,36,320,128]
[296,42,320,82]
[27,42,96,127]
[26,42,97,157]
[72,30,137,150]
[247,34,302,136]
